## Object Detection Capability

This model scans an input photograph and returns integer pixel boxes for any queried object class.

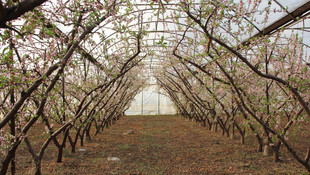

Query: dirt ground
[9,115,310,174]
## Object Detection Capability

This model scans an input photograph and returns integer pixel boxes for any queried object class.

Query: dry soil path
[40,115,305,174]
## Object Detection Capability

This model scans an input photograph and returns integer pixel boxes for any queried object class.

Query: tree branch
[0,0,48,27]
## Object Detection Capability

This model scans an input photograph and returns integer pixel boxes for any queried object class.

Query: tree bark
[272,141,281,162]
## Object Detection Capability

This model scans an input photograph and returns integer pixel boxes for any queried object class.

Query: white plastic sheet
[125,84,177,115]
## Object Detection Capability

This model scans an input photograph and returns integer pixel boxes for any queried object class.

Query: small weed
[118,144,132,149]
[92,157,102,164]
[63,148,73,158]
[100,151,106,157]
[298,171,310,175]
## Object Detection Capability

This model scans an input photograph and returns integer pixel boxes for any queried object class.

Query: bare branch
[0,0,48,27]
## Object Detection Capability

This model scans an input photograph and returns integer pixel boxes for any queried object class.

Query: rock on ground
[107,157,121,162]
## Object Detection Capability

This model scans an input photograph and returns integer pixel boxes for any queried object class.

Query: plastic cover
[125,84,177,115]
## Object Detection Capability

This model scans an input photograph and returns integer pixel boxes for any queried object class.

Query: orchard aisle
[41,115,304,174]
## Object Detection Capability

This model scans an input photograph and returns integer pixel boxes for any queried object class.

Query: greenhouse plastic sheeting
[125,84,177,115]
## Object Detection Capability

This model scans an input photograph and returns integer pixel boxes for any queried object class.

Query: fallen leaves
[10,115,308,174]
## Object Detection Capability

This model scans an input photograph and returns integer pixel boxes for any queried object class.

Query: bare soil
[7,115,310,174]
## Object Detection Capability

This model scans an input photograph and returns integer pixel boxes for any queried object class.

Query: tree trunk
[80,133,84,147]
[234,123,245,144]
[85,121,92,141]
[57,146,63,163]
[272,141,281,162]
[226,125,231,138]
[34,159,41,175]
[305,147,310,163]
[1,141,20,175]
[10,79,16,175]
[240,132,245,145]
[9,118,16,175]
[263,145,272,156]
[201,119,206,127]
[257,142,263,152]
[230,124,236,140]
[68,136,76,153]
[211,121,218,132]
[207,120,212,130]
